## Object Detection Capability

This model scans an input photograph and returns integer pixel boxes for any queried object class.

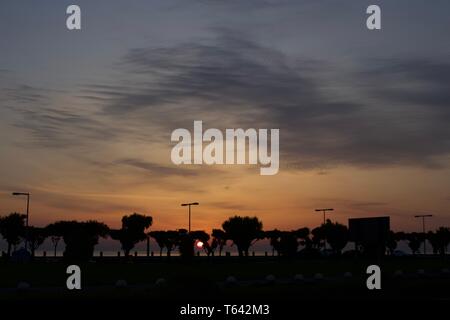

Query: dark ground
[0,256,449,318]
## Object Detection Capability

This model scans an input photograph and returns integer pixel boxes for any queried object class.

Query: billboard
[348,216,390,245]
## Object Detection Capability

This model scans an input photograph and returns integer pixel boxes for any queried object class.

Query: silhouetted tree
[322,220,348,254]
[149,231,166,256]
[297,228,321,258]
[428,231,439,255]
[189,230,213,256]
[190,230,210,244]
[265,229,282,256]
[280,228,311,257]
[294,227,310,240]
[222,216,263,257]
[211,229,227,256]
[436,227,449,255]
[205,240,218,257]
[311,225,325,250]
[46,220,109,262]
[268,228,310,257]
[386,231,398,255]
[50,235,61,257]
[395,232,406,241]
[0,213,26,256]
[110,213,152,258]
[406,232,423,255]
[149,230,179,257]
[428,227,450,255]
[177,229,194,258]
[294,227,310,252]
[26,227,47,257]
[296,227,311,249]
[311,220,348,254]
[278,232,299,257]
[164,230,179,257]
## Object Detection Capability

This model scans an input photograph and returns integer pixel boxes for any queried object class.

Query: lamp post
[315,208,334,225]
[315,208,334,250]
[12,192,30,251]
[181,202,199,232]
[414,214,433,255]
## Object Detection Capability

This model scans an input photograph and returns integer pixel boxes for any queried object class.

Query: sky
[1,0,450,247]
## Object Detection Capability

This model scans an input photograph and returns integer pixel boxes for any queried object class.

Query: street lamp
[12,192,30,251]
[315,208,334,250]
[181,202,199,232]
[414,214,433,255]
[315,208,334,225]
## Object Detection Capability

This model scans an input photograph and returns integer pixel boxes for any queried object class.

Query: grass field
[0,256,449,303]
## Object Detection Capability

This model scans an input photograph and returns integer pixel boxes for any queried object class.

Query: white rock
[265,274,276,283]
[394,270,403,277]
[294,274,304,281]
[17,282,30,291]
[155,278,166,287]
[226,276,237,284]
[314,273,324,280]
[344,272,353,278]
[115,279,128,288]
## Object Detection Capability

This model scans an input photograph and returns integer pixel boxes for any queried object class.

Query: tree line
[0,212,449,262]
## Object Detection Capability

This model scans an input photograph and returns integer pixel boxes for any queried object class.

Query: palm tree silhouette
[0,213,26,256]
[222,216,263,257]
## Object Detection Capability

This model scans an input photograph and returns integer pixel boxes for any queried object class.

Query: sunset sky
[1,0,449,242]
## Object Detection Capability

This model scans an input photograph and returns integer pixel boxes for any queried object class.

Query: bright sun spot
[196,241,204,248]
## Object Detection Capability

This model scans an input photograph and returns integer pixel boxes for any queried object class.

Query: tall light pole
[315,208,334,225]
[315,208,334,250]
[414,214,433,255]
[12,192,30,251]
[181,202,199,232]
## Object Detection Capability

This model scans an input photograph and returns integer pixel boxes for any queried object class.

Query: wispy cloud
[81,29,450,171]
[206,201,251,211]
[3,84,130,148]
[116,158,199,177]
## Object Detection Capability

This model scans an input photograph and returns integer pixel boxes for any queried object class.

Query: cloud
[0,185,131,220]
[348,201,389,209]
[81,29,450,171]
[116,158,199,177]
[7,28,450,172]
[366,59,450,107]
[4,84,49,104]
[3,84,128,148]
[206,201,250,211]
